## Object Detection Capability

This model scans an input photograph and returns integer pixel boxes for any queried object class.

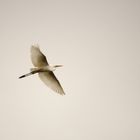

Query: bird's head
[49,65,63,71]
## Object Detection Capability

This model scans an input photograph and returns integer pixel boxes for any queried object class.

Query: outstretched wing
[31,45,48,67]
[38,72,65,95]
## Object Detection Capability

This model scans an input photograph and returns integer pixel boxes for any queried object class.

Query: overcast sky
[0,0,140,140]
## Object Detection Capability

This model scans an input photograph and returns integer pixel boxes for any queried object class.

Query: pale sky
[0,0,140,140]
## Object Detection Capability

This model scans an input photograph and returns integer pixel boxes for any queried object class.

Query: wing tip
[31,44,40,51]
[60,92,66,96]
[55,89,65,96]
[31,43,40,47]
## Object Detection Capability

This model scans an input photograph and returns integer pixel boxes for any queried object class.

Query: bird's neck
[45,65,56,71]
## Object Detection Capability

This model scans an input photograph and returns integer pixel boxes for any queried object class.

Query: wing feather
[38,72,65,95]
[31,45,48,67]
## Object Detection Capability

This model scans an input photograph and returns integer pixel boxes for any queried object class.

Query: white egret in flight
[19,45,65,95]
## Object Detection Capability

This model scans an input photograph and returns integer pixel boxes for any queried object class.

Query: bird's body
[19,45,65,95]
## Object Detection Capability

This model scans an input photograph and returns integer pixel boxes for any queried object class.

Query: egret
[19,45,65,95]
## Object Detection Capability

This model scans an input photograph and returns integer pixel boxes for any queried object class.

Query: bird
[19,44,65,95]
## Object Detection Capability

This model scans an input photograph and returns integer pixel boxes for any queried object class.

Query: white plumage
[19,45,65,95]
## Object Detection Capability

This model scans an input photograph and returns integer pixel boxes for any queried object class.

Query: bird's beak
[55,65,63,68]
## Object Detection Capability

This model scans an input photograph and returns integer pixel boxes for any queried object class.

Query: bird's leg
[19,70,38,79]
[19,67,43,79]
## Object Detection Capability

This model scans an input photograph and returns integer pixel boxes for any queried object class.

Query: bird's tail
[19,72,33,79]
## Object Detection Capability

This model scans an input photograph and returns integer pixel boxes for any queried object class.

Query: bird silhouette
[19,44,65,95]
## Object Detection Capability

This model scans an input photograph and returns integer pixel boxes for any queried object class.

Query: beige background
[0,0,140,140]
